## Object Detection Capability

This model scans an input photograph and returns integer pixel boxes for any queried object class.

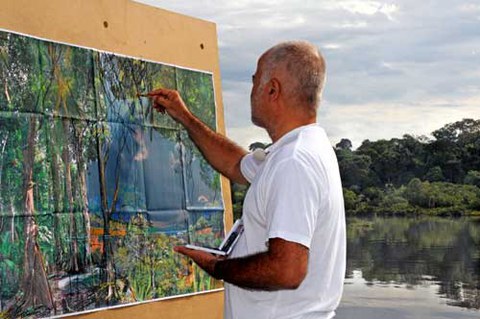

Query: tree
[343,188,359,211]
[403,178,428,208]
[336,148,374,190]
[335,138,352,151]
[8,118,54,317]
[425,166,445,182]
[2,33,54,317]
[429,119,480,183]
[464,170,480,188]
[432,118,480,142]
[356,136,425,187]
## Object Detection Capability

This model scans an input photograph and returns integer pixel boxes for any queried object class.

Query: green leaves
[0,30,224,317]
[334,118,480,215]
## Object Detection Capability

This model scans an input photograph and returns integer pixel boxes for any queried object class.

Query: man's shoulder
[267,147,322,181]
[297,125,330,147]
[269,127,337,178]
[264,124,332,170]
[286,128,329,160]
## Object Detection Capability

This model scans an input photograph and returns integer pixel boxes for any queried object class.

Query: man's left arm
[175,159,318,290]
[175,237,308,290]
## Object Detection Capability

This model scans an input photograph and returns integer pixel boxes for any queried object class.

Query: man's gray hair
[261,41,326,113]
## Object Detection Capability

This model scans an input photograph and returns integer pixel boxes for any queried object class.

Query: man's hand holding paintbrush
[142,87,245,185]
[139,89,194,125]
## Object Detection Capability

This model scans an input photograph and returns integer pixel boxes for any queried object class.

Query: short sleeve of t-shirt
[240,152,264,183]
[265,158,321,248]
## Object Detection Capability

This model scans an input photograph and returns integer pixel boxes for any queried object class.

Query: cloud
[320,98,480,149]
[136,0,480,150]
[227,125,271,149]
[459,3,480,13]
[222,79,252,129]
[324,43,343,49]
[335,1,399,21]
[337,21,369,29]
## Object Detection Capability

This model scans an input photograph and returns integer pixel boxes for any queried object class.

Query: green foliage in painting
[0,30,224,318]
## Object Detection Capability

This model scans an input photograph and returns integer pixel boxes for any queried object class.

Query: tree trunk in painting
[46,121,64,270]
[0,133,8,214]
[79,165,92,264]
[9,200,15,242]
[61,118,80,274]
[96,125,117,301]
[73,124,91,265]
[7,117,54,317]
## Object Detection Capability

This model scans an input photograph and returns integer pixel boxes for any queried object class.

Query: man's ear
[268,78,281,100]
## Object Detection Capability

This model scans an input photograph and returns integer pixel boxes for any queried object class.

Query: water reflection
[346,216,480,310]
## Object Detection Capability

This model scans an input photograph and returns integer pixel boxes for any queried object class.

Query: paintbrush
[136,92,166,113]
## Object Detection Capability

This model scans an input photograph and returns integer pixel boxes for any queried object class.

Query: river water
[336,216,480,319]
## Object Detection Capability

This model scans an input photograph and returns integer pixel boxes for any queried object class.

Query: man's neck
[267,117,317,143]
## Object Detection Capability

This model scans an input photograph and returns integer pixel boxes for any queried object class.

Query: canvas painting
[0,30,224,318]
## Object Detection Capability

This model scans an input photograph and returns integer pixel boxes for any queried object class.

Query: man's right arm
[148,88,249,185]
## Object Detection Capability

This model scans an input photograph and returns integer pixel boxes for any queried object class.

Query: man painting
[149,41,346,319]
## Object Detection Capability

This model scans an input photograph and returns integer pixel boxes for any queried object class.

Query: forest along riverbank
[336,119,480,217]
[232,119,480,219]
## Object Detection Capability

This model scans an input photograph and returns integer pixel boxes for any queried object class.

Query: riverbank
[343,180,480,217]
[345,208,480,217]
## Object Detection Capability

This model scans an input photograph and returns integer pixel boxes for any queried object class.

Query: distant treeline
[231,118,480,217]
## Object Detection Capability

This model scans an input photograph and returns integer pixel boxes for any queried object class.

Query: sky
[136,0,480,149]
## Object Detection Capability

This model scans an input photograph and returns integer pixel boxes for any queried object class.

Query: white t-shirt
[224,123,346,319]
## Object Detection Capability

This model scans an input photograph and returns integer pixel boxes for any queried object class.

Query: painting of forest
[0,30,224,318]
